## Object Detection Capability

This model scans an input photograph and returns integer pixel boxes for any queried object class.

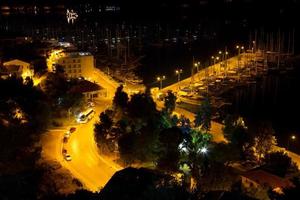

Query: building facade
[1,59,34,79]
[56,52,95,79]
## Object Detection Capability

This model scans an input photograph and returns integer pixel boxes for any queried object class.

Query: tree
[118,133,136,165]
[163,90,177,115]
[157,127,184,171]
[43,72,68,102]
[263,151,297,177]
[250,122,277,162]
[210,142,241,166]
[99,167,191,200]
[0,77,50,170]
[223,116,250,159]
[94,110,114,154]
[180,129,212,188]
[127,93,157,119]
[199,162,238,192]
[0,77,53,199]
[223,115,249,145]
[112,85,129,110]
[194,96,211,132]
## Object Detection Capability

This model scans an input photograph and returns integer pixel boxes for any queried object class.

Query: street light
[175,69,183,82]
[236,45,244,73]
[211,56,215,65]
[157,75,166,90]
[194,62,200,72]
[287,135,296,150]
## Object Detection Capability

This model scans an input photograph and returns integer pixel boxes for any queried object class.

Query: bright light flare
[200,147,208,154]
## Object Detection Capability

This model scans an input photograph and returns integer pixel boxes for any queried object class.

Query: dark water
[223,68,300,153]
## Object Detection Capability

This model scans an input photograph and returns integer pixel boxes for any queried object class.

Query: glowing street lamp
[157,75,166,90]
[211,56,215,65]
[175,69,183,82]
[211,56,219,65]
[236,45,244,56]
[236,45,244,72]
[287,135,297,150]
[194,61,200,73]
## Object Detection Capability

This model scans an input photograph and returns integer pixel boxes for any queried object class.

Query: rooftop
[242,169,294,189]
[64,51,92,58]
[69,80,103,94]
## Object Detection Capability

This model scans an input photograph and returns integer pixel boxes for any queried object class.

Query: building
[69,80,107,100]
[0,59,34,79]
[49,51,95,79]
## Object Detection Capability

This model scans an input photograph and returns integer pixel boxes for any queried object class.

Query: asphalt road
[42,99,122,192]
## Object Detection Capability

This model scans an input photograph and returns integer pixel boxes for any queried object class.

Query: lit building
[1,59,34,79]
[69,80,107,100]
[49,51,95,79]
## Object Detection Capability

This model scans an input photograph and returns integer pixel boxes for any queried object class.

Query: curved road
[42,99,122,192]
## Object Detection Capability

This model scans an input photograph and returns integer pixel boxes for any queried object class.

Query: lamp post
[218,51,223,62]
[194,62,200,73]
[287,135,296,150]
[157,75,166,90]
[215,56,220,75]
[194,61,200,81]
[175,69,183,82]
[225,51,229,76]
[211,56,216,65]
[236,45,244,75]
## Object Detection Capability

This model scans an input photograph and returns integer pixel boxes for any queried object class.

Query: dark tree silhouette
[112,85,129,110]
[263,151,296,177]
[157,127,183,171]
[194,96,211,132]
[163,90,177,115]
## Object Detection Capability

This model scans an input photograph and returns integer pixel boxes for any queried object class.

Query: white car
[63,153,72,161]
[64,132,70,138]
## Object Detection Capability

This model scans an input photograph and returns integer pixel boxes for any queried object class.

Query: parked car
[63,136,68,143]
[64,132,70,138]
[69,127,76,133]
[62,149,67,154]
[64,153,72,161]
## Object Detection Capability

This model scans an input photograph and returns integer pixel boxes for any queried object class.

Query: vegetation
[194,96,211,132]
[263,151,297,177]
[0,76,50,171]
[163,90,177,115]
[0,75,83,199]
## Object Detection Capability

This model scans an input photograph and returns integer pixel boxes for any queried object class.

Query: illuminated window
[74,69,76,73]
